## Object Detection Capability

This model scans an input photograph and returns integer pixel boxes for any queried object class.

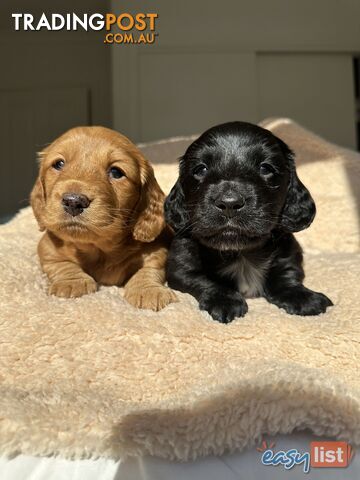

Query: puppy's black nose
[62,193,90,217]
[215,193,245,217]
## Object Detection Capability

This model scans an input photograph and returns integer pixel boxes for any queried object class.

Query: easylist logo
[258,440,354,474]
[11,12,159,44]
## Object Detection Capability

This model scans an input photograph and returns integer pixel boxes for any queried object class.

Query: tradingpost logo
[12,12,159,45]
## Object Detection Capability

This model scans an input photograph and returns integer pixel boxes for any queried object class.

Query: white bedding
[1,432,358,479]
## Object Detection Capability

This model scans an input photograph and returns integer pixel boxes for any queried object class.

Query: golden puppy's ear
[132,160,166,243]
[30,153,46,231]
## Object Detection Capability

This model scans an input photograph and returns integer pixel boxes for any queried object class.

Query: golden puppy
[31,126,177,310]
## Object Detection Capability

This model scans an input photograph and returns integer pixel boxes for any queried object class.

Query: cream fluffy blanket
[0,118,359,461]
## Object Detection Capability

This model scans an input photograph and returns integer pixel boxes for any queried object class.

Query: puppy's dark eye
[193,164,208,179]
[108,166,124,179]
[53,159,65,171]
[260,163,276,176]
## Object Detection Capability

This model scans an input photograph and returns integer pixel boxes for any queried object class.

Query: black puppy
[164,121,333,323]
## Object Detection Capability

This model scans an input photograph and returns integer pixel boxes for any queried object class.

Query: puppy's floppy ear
[279,142,316,233]
[164,179,189,232]
[132,159,166,243]
[30,152,46,232]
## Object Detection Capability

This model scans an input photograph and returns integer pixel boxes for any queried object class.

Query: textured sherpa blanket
[0,119,359,461]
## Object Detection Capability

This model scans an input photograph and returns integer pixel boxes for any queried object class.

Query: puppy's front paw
[49,277,98,298]
[124,286,178,311]
[269,287,333,316]
[199,291,248,323]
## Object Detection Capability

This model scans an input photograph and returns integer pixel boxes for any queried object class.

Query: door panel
[111,0,359,148]
[139,52,257,142]
[0,0,111,219]
[0,87,89,216]
[257,53,356,148]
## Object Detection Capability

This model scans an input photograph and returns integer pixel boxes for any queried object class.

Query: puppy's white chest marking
[219,256,270,298]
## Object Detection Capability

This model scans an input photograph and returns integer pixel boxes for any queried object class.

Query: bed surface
[1,432,359,479]
[0,118,359,467]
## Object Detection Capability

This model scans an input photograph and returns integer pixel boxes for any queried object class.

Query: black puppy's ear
[279,143,316,233]
[164,179,189,232]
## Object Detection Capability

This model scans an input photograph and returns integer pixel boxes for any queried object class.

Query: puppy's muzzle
[62,193,90,217]
[214,192,245,218]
